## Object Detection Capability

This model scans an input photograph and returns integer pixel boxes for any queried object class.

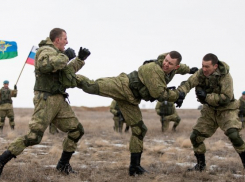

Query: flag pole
[15,51,32,85]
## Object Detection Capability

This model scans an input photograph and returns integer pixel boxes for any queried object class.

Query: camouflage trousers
[0,109,15,127]
[192,105,245,154]
[113,116,128,133]
[77,73,146,153]
[8,91,84,156]
[160,112,180,132]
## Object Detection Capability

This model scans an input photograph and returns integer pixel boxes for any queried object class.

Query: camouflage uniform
[110,100,129,133]
[7,37,85,156]
[0,87,17,130]
[155,101,180,132]
[178,61,245,154]
[76,53,191,153]
[238,96,245,128]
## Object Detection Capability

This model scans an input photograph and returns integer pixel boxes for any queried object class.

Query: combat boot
[187,153,206,172]
[129,153,148,176]
[172,124,177,132]
[0,150,16,176]
[56,151,76,175]
[239,151,245,168]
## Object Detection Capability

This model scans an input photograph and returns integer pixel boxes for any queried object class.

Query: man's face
[55,32,68,51]
[162,54,180,74]
[242,95,245,99]
[202,60,218,77]
[3,84,8,88]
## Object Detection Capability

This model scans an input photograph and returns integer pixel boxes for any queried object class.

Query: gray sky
[1,0,245,109]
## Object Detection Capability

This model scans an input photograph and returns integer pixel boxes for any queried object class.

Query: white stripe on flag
[31,46,38,53]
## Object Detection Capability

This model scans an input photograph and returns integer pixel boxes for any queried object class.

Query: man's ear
[175,65,180,70]
[214,64,218,70]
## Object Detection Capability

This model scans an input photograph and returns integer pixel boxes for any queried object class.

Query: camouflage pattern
[76,52,192,153]
[7,38,85,156]
[49,123,59,134]
[239,96,245,116]
[177,61,245,153]
[0,87,17,127]
[155,101,181,132]
[110,100,129,132]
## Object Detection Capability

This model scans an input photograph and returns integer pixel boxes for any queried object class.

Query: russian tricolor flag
[26,46,38,65]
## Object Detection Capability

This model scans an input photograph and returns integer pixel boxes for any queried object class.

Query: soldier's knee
[176,117,181,123]
[131,120,147,141]
[68,123,84,143]
[24,130,44,147]
[9,117,14,122]
[225,128,244,147]
[190,129,203,148]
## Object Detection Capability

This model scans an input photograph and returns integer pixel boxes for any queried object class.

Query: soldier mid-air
[155,101,181,132]
[73,51,198,176]
[0,80,17,131]
[0,28,91,176]
[177,53,245,171]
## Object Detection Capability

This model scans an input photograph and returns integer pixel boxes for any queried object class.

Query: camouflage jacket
[155,101,175,116]
[177,61,238,110]
[138,52,191,102]
[0,87,17,110]
[239,96,245,114]
[34,37,85,94]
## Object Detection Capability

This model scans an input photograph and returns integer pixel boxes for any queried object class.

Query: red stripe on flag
[26,58,34,65]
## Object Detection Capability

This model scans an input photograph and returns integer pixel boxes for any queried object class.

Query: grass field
[0,107,245,182]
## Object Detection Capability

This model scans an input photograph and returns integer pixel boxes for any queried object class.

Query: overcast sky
[1,0,245,109]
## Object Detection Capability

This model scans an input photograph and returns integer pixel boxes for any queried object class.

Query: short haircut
[169,51,182,65]
[203,53,218,65]
[49,28,66,42]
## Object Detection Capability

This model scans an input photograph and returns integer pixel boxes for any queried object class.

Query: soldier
[74,51,198,176]
[238,91,245,128]
[0,28,91,176]
[155,101,181,132]
[110,99,130,133]
[0,80,17,131]
[177,53,245,171]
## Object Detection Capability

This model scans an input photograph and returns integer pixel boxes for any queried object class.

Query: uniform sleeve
[176,64,190,75]
[110,101,118,115]
[177,70,200,95]
[205,73,234,107]
[67,57,85,73]
[36,47,69,73]
[10,89,17,97]
[155,102,161,115]
[138,63,179,102]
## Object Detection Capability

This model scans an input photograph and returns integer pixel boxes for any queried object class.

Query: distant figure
[110,100,129,133]
[155,101,180,132]
[238,91,245,128]
[0,80,17,131]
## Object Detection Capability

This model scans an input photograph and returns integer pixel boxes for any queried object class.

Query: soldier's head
[202,53,219,77]
[242,91,245,99]
[3,80,9,88]
[162,51,182,74]
[50,28,68,51]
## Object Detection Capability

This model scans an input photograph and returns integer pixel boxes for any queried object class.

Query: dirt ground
[0,107,245,182]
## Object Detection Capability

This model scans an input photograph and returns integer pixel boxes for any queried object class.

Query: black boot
[172,124,177,132]
[56,151,76,175]
[239,151,245,168]
[129,153,148,176]
[187,153,206,172]
[0,150,16,176]
[125,126,129,133]
[10,125,14,130]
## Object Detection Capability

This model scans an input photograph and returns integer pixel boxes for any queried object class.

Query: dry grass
[0,107,245,181]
